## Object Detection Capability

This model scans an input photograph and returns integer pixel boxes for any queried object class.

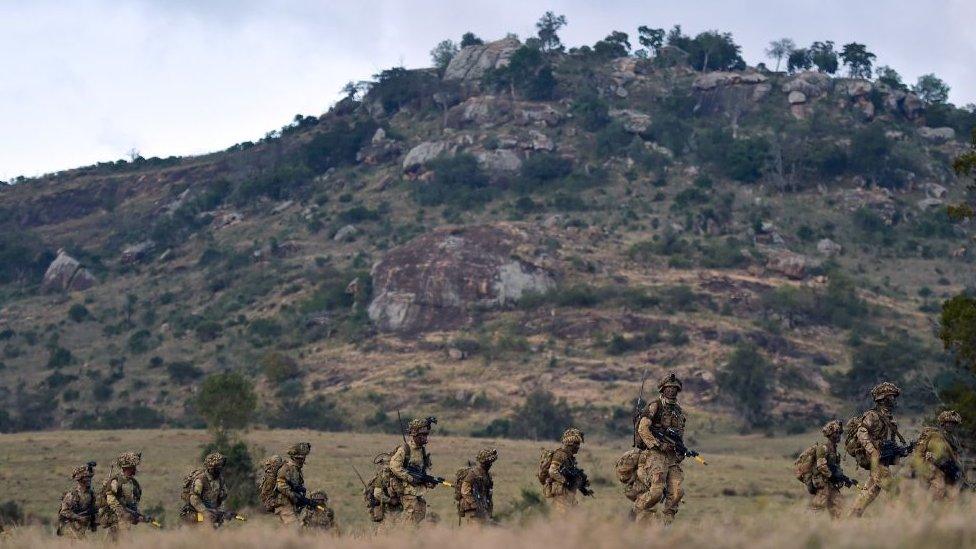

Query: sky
[1,0,974,181]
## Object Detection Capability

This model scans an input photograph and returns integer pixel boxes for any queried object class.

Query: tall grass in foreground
[4,493,976,549]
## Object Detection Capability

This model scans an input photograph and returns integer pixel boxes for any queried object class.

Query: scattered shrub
[68,303,91,322]
[167,361,204,384]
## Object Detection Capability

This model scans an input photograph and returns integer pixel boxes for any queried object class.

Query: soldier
[97,451,155,539]
[633,372,686,524]
[274,442,311,526]
[389,417,439,526]
[848,382,906,518]
[302,490,339,534]
[542,427,592,514]
[457,448,497,525]
[805,420,855,518]
[179,452,229,528]
[57,463,96,538]
[912,410,964,500]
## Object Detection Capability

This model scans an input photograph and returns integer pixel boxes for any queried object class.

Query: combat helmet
[408,416,436,436]
[117,451,141,468]
[821,419,843,437]
[204,452,227,469]
[309,490,329,503]
[71,464,94,481]
[870,381,901,401]
[658,372,683,393]
[561,427,584,446]
[476,447,498,465]
[938,410,962,425]
[287,442,311,458]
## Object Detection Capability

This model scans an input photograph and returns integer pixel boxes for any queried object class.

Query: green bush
[270,396,349,431]
[413,154,494,209]
[233,164,313,204]
[519,284,657,310]
[167,361,204,384]
[247,318,282,347]
[570,93,611,131]
[717,343,771,428]
[367,67,441,113]
[46,346,73,369]
[0,228,52,286]
[195,371,257,432]
[127,329,155,354]
[200,432,259,509]
[71,405,166,429]
[606,329,661,355]
[595,122,633,156]
[506,389,574,440]
[195,320,223,342]
[699,238,749,269]
[68,303,91,322]
[262,352,301,385]
[832,333,925,398]
[725,137,769,182]
[762,274,867,328]
[520,154,573,186]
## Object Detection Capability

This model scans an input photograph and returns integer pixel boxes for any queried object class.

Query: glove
[806,481,817,495]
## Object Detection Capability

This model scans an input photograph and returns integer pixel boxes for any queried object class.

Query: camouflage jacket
[186,470,227,514]
[390,442,431,495]
[547,447,579,489]
[302,505,337,530]
[59,485,95,524]
[856,407,900,456]
[812,440,840,483]
[275,459,305,508]
[459,465,493,515]
[636,397,686,453]
[915,426,960,467]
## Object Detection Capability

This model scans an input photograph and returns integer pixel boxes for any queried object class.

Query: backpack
[453,466,469,505]
[258,455,284,512]
[615,448,641,485]
[793,444,818,482]
[537,448,555,485]
[844,414,872,469]
[180,469,205,504]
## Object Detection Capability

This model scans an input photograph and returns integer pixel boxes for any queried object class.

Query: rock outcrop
[120,241,155,264]
[42,249,96,292]
[402,140,457,172]
[691,71,769,117]
[446,96,564,129]
[609,109,652,133]
[368,224,556,333]
[761,247,820,280]
[918,126,956,143]
[443,37,521,82]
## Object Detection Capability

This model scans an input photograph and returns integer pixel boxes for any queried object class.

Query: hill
[0,29,974,435]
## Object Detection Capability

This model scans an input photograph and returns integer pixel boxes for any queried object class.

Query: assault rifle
[632,370,649,448]
[938,459,966,486]
[405,464,453,488]
[650,427,708,465]
[124,504,161,528]
[827,462,858,489]
[293,488,328,513]
[559,464,594,497]
[879,439,916,466]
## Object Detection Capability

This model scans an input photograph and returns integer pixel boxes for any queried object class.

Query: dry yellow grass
[3,428,970,547]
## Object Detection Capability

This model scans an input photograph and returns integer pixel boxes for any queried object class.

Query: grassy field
[3,428,975,547]
[3,428,847,529]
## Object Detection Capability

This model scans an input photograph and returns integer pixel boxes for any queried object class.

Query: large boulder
[42,249,96,292]
[443,37,521,82]
[781,71,832,98]
[609,109,652,133]
[402,141,456,172]
[918,126,956,143]
[475,149,522,173]
[761,247,820,280]
[120,240,155,264]
[368,224,556,333]
[692,71,769,117]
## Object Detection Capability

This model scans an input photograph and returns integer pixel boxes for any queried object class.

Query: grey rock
[42,249,96,292]
[609,109,652,133]
[334,224,359,242]
[120,240,156,264]
[917,197,945,211]
[475,149,522,173]
[788,90,807,104]
[918,126,956,143]
[816,238,842,257]
[402,141,455,172]
[443,37,521,82]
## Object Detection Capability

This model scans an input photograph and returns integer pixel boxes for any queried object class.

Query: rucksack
[844,414,871,469]
[453,466,469,504]
[615,448,641,485]
[258,455,284,512]
[180,469,205,504]
[537,448,555,485]
[95,474,140,510]
[793,444,818,482]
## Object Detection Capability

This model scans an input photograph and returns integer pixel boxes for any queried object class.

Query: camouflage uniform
[849,382,904,518]
[180,452,229,527]
[57,465,96,539]
[302,490,339,534]
[809,420,846,518]
[634,373,686,524]
[458,448,497,526]
[97,452,144,538]
[274,442,311,526]
[544,428,586,514]
[911,410,963,501]
[388,418,436,527]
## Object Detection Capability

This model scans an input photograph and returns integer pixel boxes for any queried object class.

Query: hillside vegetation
[1,17,974,436]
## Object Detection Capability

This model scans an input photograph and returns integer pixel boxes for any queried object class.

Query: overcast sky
[2,0,974,181]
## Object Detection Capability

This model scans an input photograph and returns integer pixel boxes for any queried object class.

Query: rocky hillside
[0,35,973,435]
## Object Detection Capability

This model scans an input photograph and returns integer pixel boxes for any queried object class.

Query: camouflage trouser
[459,508,491,526]
[274,504,301,527]
[396,495,427,526]
[99,507,133,541]
[634,448,684,524]
[810,479,844,519]
[57,520,90,539]
[849,463,892,517]
[544,482,578,514]
[920,464,959,501]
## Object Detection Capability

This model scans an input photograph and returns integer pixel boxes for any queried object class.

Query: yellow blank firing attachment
[442,481,454,488]
[197,513,204,523]
[234,514,247,522]
[694,455,708,466]
[150,520,162,528]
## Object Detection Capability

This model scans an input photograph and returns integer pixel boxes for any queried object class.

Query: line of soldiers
[51,376,967,538]
[794,381,967,518]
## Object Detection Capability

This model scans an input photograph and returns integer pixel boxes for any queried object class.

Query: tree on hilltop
[914,73,950,105]
[637,25,665,57]
[535,11,567,53]
[840,42,876,79]
[460,32,484,47]
[809,41,838,74]
[765,38,795,72]
[430,39,459,73]
[787,48,812,74]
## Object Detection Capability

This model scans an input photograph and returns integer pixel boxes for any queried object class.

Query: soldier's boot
[633,509,657,524]
[661,511,677,526]
[847,484,880,518]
